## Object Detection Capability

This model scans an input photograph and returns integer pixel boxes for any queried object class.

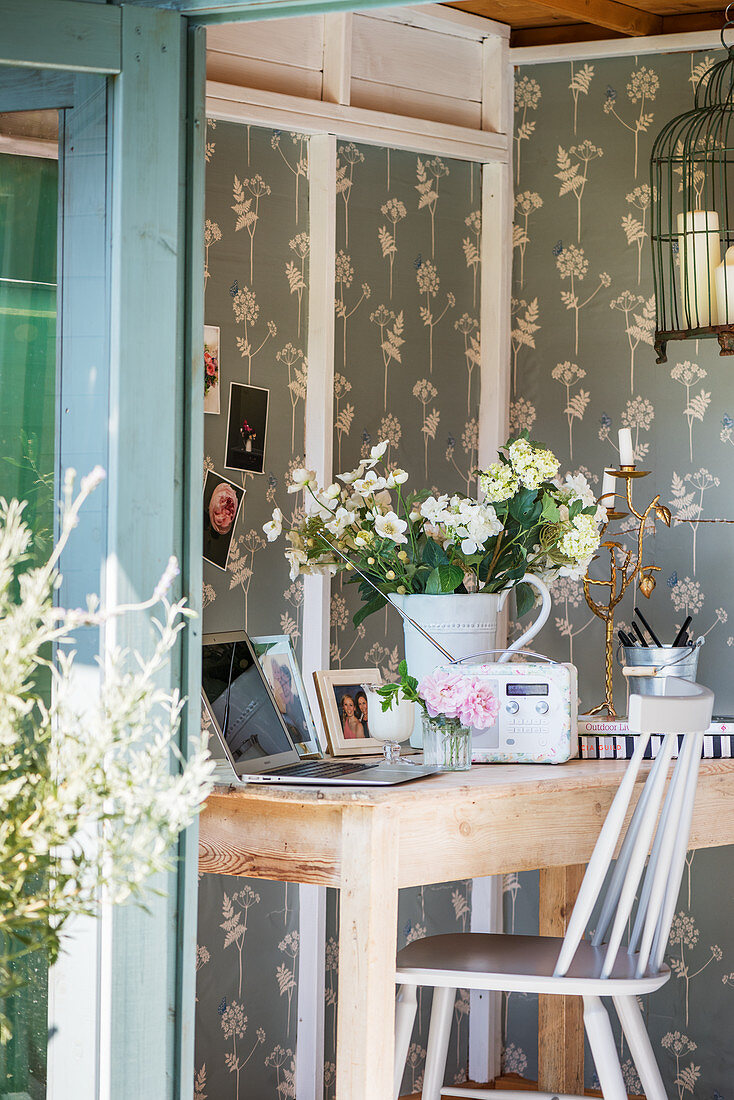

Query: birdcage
[651,11,734,363]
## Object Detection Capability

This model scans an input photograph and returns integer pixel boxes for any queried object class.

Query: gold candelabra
[582,466,671,717]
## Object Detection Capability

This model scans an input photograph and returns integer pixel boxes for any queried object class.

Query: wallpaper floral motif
[509,49,734,1094]
[196,124,481,1097]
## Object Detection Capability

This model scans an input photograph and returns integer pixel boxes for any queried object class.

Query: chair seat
[396,932,670,996]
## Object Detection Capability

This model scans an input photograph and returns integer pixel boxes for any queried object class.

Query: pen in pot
[634,606,662,647]
[672,616,693,648]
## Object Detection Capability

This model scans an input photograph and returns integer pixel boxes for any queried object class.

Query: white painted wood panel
[206,18,324,72]
[207,82,509,163]
[322,12,352,105]
[350,77,481,130]
[510,29,721,65]
[351,15,483,103]
[206,52,322,98]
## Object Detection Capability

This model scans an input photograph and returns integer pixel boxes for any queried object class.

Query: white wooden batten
[204,8,513,1096]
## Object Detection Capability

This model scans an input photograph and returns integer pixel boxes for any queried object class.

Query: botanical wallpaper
[196,120,310,1100]
[328,140,483,1094]
[509,49,734,1094]
[196,125,479,1097]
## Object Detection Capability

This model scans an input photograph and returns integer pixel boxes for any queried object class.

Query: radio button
[535,701,549,715]
[505,701,519,715]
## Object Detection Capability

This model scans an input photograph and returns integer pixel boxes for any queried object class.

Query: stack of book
[578,717,734,760]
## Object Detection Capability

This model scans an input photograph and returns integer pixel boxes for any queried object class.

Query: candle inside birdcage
[676,210,721,329]
[715,246,734,325]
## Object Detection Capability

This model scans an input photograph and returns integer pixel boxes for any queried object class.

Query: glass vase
[421,714,471,771]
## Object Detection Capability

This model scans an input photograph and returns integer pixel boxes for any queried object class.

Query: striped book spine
[579,732,734,760]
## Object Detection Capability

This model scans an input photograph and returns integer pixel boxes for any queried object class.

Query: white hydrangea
[508,438,560,490]
[479,462,519,504]
[558,512,601,572]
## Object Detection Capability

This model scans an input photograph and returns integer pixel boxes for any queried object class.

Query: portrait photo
[252,635,322,758]
[313,669,384,757]
[203,324,220,415]
[202,469,245,570]
[224,382,269,475]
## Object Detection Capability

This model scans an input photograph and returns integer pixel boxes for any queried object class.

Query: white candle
[715,245,734,325]
[618,428,634,467]
[602,468,616,507]
[677,210,721,328]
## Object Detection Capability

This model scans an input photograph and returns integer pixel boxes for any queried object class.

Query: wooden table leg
[538,864,585,1094]
[337,804,399,1100]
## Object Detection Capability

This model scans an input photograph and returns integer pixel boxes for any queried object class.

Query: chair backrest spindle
[554,679,714,982]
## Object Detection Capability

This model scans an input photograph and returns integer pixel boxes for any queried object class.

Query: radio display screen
[506,683,549,696]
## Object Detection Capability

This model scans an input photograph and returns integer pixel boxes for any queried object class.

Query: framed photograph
[251,635,322,759]
[224,381,268,475]
[202,469,245,571]
[313,668,385,757]
[203,324,220,415]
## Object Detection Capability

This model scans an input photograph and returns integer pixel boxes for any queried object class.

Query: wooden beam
[206,80,510,163]
[510,8,723,47]
[452,0,661,37]
[0,0,121,73]
[127,0,428,27]
[511,22,625,47]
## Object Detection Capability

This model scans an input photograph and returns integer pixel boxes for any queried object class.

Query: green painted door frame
[0,0,416,1093]
[1,3,205,1097]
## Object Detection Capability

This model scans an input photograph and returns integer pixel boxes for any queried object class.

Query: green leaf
[541,492,561,522]
[353,594,387,627]
[508,488,541,524]
[425,564,464,594]
[515,581,534,619]
[422,538,449,568]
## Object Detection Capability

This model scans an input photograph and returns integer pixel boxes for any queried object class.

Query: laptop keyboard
[274,760,379,778]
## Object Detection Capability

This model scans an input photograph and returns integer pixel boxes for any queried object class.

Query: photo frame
[224,381,269,475]
[251,635,322,759]
[313,668,386,757]
[202,469,245,571]
[203,324,220,415]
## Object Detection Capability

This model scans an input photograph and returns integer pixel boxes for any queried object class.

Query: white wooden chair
[393,677,714,1100]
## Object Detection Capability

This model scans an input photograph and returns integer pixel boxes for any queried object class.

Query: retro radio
[450,653,578,764]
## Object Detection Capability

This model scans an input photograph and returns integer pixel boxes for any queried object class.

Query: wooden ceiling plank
[510,0,662,36]
[508,7,723,47]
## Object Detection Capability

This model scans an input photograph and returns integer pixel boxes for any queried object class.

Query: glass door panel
[0,107,58,1100]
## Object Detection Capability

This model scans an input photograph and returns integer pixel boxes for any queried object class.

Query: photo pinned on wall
[313,668,385,757]
[252,635,322,759]
[224,382,268,475]
[202,469,245,571]
[203,325,220,415]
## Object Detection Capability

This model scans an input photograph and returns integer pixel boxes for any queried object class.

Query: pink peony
[457,683,499,730]
[418,669,499,730]
[418,669,467,720]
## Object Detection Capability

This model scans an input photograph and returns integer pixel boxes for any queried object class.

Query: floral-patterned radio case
[453,660,578,764]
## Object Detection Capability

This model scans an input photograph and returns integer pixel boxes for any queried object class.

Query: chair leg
[582,995,627,1100]
[394,984,418,1100]
[613,994,667,1100]
[421,986,455,1100]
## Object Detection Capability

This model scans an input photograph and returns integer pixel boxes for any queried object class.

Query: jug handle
[497,574,552,664]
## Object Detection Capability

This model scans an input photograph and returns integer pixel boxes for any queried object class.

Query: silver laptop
[201,631,439,785]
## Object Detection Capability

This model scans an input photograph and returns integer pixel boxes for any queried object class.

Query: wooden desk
[199,759,734,1099]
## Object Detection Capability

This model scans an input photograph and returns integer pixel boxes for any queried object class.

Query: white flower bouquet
[265,432,605,624]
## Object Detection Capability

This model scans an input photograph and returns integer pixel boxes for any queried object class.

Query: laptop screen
[202,633,298,770]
